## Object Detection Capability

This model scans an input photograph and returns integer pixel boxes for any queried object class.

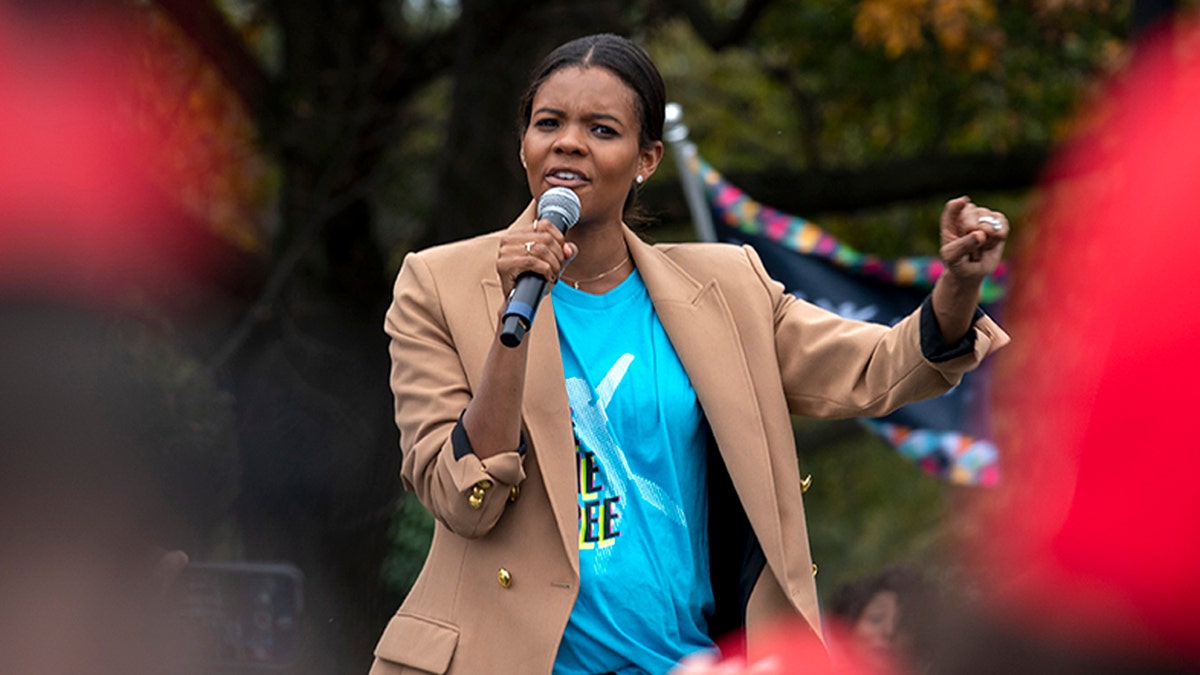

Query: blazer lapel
[483,277,580,575]
[626,229,784,560]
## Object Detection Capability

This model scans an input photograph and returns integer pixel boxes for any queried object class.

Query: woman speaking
[370,33,1009,675]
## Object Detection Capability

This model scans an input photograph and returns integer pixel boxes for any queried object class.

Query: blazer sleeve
[384,251,525,538]
[736,245,1009,418]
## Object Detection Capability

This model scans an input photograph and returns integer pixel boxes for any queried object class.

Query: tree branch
[668,0,778,50]
[644,146,1052,221]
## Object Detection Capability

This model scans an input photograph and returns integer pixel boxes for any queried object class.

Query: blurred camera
[169,561,304,671]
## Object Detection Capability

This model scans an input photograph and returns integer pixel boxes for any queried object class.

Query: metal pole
[664,103,718,243]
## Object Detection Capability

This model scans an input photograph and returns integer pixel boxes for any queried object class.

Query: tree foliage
[647,0,1132,251]
[137,0,1137,270]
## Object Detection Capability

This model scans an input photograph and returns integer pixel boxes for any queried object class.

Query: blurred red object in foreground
[980,19,1200,665]
[670,619,893,675]
[0,2,210,304]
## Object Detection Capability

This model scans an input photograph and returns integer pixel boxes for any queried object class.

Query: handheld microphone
[499,187,581,348]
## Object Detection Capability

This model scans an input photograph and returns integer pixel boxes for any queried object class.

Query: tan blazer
[370,204,1008,674]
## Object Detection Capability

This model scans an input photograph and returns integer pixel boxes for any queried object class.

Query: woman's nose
[552,123,587,154]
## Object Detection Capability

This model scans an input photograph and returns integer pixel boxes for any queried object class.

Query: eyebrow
[533,107,626,127]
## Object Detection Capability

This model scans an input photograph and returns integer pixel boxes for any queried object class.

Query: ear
[519,148,527,169]
[637,141,664,182]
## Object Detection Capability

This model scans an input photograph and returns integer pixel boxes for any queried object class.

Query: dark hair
[828,565,930,623]
[517,34,666,223]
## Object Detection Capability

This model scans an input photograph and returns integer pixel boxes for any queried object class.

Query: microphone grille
[537,187,581,230]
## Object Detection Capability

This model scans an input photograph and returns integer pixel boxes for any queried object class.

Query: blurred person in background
[826,566,932,673]
[0,306,197,675]
[1,2,227,672]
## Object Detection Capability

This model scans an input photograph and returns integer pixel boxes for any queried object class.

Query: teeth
[552,171,582,180]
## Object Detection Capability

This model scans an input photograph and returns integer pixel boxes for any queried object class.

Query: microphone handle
[499,271,548,348]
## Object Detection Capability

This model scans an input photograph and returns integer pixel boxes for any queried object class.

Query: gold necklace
[560,252,631,290]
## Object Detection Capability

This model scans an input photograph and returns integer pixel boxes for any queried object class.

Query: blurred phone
[170,561,304,670]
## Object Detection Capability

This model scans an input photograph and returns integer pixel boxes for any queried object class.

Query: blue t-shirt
[551,270,716,675]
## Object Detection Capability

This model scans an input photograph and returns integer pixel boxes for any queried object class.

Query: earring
[635,175,644,185]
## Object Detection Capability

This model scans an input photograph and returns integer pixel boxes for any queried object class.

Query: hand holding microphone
[499,187,581,347]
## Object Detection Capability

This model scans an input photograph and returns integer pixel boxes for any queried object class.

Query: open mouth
[546,169,587,185]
